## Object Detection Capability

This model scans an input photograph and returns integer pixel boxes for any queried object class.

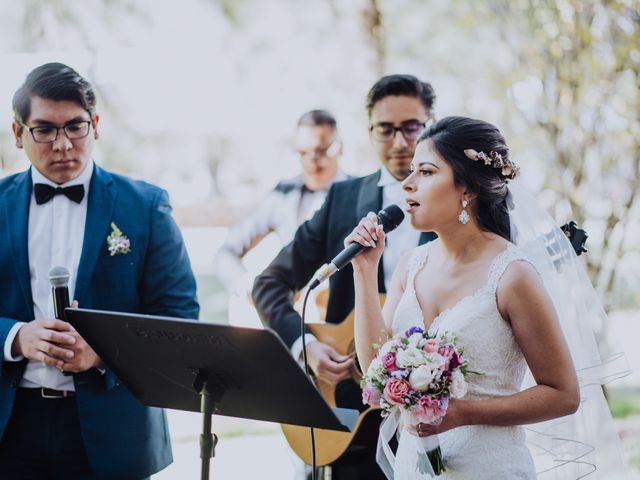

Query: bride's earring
[458,200,470,224]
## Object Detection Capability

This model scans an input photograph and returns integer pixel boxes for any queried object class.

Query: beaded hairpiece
[463,149,519,180]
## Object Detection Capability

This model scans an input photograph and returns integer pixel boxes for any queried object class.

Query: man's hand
[58,329,104,373]
[12,319,76,368]
[58,300,104,373]
[306,341,353,384]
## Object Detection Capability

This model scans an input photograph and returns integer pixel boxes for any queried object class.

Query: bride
[349,116,630,479]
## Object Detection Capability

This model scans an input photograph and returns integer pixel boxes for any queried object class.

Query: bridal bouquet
[361,326,470,476]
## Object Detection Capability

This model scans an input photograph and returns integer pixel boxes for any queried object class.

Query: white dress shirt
[377,167,421,290]
[213,171,349,297]
[2,162,93,391]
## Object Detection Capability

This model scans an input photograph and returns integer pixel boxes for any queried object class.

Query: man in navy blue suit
[0,63,199,479]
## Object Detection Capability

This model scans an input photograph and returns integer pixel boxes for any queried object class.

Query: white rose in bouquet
[369,356,383,375]
[396,348,428,368]
[379,339,394,357]
[450,368,468,399]
[408,364,434,392]
[425,352,447,373]
[408,332,425,348]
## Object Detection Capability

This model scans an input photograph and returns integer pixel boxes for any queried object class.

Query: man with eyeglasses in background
[252,74,437,480]
[214,109,349,300]
[0,63,198,479]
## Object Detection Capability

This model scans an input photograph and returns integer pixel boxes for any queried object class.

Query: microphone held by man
[48,266,74,375]
[49,266,71,322]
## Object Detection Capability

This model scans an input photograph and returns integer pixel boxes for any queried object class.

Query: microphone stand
[192,370,223,480]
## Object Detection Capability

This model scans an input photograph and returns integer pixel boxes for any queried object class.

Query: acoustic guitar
[282,292,385,466]
[282,222,588,466]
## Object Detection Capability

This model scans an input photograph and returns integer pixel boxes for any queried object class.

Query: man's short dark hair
[366,74,435,118]
[297,109,337,128]
[12,62,97,127]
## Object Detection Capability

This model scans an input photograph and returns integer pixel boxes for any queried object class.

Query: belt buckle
[40,388,67,399]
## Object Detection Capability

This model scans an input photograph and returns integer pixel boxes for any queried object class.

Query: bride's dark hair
[418,116,513,241]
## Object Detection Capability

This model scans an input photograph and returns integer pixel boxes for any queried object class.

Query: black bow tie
[34,183,85,205]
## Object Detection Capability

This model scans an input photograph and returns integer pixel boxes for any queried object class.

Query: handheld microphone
[308,205,405,290]
[48,266,71,321]
[48,266,73,375]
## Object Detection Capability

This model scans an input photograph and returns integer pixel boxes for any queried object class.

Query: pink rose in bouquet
[416,395,448,424]
[362,383,382,407]
[383,378,412,406]
[381,352,399,372]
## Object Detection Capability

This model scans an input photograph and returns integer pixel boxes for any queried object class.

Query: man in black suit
[252,74,437,480]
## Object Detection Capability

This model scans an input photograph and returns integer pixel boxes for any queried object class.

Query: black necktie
[34,183,85,205]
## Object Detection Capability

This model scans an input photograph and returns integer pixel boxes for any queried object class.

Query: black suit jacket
[252,170,436,348]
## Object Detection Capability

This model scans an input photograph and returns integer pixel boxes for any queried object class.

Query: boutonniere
[106,222,131,256]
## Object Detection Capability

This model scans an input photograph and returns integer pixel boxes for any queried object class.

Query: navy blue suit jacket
[0,164,199,479]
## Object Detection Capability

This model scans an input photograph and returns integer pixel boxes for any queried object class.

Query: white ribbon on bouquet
[377,408,440,479]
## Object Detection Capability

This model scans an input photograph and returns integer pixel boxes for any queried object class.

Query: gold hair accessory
[463,149,519,180]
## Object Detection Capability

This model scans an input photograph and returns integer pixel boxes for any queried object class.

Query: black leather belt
[18,387,75,399]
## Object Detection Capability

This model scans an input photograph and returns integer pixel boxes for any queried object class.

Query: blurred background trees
[369,0,640,310]
[0,0,638,311]
[478,0,640,310]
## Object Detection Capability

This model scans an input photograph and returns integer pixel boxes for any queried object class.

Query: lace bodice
[390,242,536,479]
[393,242,529,400]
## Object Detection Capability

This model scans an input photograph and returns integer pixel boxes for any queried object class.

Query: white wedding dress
[390,241,537,479]
[377,182,631,479]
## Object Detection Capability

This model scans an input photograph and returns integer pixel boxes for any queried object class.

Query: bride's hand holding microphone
[305,212,385,384]
[345,211,386,273]
[348,206,404,376]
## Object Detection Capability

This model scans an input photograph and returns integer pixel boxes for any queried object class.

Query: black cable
[300,287,317,480]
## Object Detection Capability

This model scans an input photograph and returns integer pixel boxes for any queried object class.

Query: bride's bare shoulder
[496,258,548,319]
[498,254,542,290]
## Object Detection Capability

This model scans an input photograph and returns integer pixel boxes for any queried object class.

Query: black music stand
[65,308,358,480]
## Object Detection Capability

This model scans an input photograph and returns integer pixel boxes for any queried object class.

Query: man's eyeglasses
[20,120,92,144]
[297,140,341,161]
[369,119,432,142]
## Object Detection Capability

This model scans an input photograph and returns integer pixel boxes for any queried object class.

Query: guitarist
[253,74,439,480]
